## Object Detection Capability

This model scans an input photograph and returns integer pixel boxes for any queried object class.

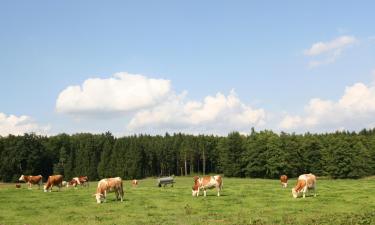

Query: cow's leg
[120,186,124,202]
[302,186,307,198]
[216,186,220,196]
[28,182,32,189]
[203,189,207,197]
[104,191,107,203]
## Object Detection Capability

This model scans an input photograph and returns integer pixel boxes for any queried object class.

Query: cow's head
[43,185,48,192]
[291,188,302,198]
[192,185,200,197]
[93,193,104,203]
[18,175,25,182]
[192,177,200,197]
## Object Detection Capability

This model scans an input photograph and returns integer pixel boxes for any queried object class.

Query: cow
[192,175,223,197]
[280,175,288,188]
[67,176,89,188]
[131,179,138,187]
[18,175,43,189]
[292,173,317,198]
[44,175,63,192]
[93,177,124,204]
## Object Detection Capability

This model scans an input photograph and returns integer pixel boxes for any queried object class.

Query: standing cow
[192,175,223,197]
[292,173,317,198]
[44,175,63,192]
[131,179,138,187]
[94,177,124,204]
[18,175,43,189]
[280,175,288,188]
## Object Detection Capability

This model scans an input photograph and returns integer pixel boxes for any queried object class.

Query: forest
[0,128,374,182]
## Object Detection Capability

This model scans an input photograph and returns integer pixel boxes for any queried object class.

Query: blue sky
[1,1,375,136]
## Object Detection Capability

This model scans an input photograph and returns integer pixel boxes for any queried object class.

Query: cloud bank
[57,70,375,135]
[56,73,267,134]
[279,79,375,132]
[0,113,50,136]
[127,90,266,134]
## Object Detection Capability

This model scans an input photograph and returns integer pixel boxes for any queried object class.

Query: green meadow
[0,177,375,225]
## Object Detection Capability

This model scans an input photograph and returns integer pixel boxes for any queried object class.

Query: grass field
[0,177,375,225]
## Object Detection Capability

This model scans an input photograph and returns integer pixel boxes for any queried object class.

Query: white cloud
[56,72,171,115]
[278,115,302,130]
[279,74,375,132]
[304,36,356,56]
[304,35,357,68]
[0,113,50,136]
[127,90,266,135]
[57,72,268,134]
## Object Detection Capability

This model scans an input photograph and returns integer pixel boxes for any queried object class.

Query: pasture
[0,177,375,225]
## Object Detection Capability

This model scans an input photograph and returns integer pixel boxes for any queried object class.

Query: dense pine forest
[1,128,375,182]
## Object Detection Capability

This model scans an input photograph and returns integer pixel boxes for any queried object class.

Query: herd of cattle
[17,173,317,203]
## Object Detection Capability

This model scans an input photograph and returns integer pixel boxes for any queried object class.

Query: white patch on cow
[18,175,24,181]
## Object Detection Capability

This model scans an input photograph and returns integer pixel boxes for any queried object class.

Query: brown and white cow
[192,175,223,197]
[67,176,89,188]
[18,175,43,189]
[44,175,63,192]
[94,177,124,204]
[131,179,138,187]
[280,175,288,188]
[292,173,317,198]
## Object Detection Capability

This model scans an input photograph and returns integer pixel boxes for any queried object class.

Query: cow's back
[48,175,63,185]
[280,175,288,183]
[201,175,222,189]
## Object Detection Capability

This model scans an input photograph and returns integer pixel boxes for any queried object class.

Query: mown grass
[0,177,375,225]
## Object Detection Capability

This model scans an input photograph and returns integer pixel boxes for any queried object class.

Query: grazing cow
[44,175,63,192]
[94,177,124,204]
[292,173,317,198]
[67,176,89,188]
[192,175,223,197]
[131,179,138,187]
[18,175,43,189]
[280,175,288,188]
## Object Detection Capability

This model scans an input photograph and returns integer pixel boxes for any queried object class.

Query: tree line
[0,128,374,182]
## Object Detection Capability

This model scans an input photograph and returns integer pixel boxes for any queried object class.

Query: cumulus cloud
[304,35,357,68]
[0,113,50,136]
[56,72,171,115]
[127,90,266,135]
[57,72,267,134]
[279,77,375,132]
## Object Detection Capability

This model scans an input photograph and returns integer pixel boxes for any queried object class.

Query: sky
[1,1,375,136]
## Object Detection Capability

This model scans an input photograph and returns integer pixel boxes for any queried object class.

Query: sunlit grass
[0,177,375,224]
